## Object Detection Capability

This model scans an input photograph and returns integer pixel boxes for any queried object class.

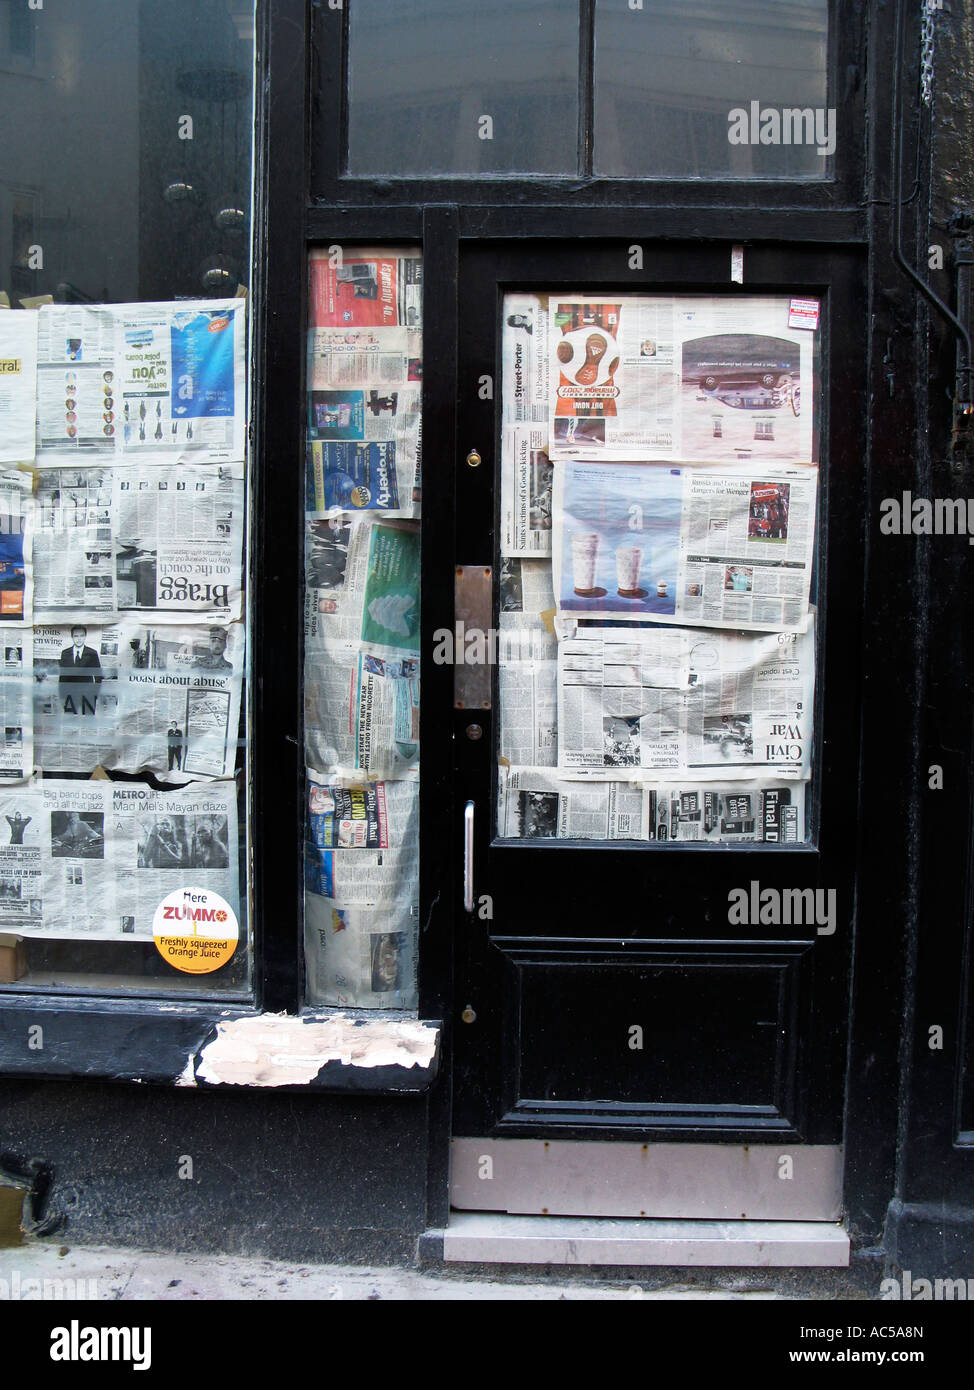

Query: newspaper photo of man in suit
[58,625,103,715]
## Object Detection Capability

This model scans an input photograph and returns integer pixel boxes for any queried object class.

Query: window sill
[0,996,441,1094]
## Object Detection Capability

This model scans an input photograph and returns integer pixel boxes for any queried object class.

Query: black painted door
[451,239,866,1148]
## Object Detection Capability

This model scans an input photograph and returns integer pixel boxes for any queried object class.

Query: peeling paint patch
[188,1013,439,1087]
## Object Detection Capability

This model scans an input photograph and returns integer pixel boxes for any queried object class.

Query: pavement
[0,1241,788,1300]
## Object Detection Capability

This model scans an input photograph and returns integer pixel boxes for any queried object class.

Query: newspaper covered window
[0,0,255,996]
[498,291,820,845]
[303,248,422,1009]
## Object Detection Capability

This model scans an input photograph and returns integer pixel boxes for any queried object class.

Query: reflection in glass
[594,0,830,179]
[347,0,579,177]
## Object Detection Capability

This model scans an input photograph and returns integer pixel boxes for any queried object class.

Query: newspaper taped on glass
[305,773,417,909]
[497,764,647,839]
[304,516,420,779]
[306,319,421,519]
[557,618,815,781]
[0,469,32,624]
[33,465,243,622]
[497,766,805,843]
[553,460,816,632]
[502,293,549,425]
[0,777,238,941]
[33,619,243,781]
[308,248,422,330]
[304,770,418,1009]
[548,294,814,464]
[501,425,553,556]
[35,300,248,464]
[0,308,38,464]
[0,633,32,780]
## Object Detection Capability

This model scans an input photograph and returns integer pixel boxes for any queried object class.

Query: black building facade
[1,0,973,1291]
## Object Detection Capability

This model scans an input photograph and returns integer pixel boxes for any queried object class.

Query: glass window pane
[302,248,422,1009]
[497,291,820,845]
[347,0,579,177]
[594,0,831,179]
[0,0,255,998]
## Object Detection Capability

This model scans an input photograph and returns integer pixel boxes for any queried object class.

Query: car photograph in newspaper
[548,293,815,464]
[553,459,816,632]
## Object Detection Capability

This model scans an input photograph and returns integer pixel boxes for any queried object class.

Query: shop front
[0,0,972,1289]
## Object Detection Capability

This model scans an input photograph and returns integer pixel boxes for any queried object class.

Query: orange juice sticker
[152,887,238,974]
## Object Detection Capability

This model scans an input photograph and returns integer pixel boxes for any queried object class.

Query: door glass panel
[498,291,820,844]
[346,0,580,178]
[594,0,831,179]
[302,247,422,1008]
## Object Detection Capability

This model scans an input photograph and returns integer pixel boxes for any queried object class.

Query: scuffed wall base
[0,1078,432,1266]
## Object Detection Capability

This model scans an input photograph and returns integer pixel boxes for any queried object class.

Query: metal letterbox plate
[453,565,492,711]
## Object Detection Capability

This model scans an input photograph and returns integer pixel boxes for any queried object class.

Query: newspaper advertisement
[548,293,814,463]
[0,308,38,463]
[32,465,243,622]
[305,774,417,908]
[304,516,420,780]
[497,765,648,840]
[304,770,417,1008]
[35,300,248,464]
[0,471,31,624]
[33,620,243,781]
[0,778,238,941]
[308,248,422,330]
[306,250,422,519]
[557,618,815,781]
[0,632,32,780]
[498,768,806,844]
[553,459,816,632]
[647,782,806,843]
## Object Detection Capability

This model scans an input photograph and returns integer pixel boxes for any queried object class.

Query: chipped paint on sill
[183,1012,439,1087]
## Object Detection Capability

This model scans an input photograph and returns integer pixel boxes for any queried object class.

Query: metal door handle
[463,800,475,913]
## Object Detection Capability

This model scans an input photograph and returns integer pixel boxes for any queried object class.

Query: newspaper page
[501,294,551,556]
[0,632,32,780]
[557,619,815,781]
[32,465,243,622]
[304,770,418,1007]
[33,620,243,781]
[548,293,814,464]
[501,425,553,556]
[35,305,116,457]
[112,465,243,622]
[304,516,420,779]
[308,248,422,330]
[0,778,238,941]
[502,293,549,424]
[0,470,32,624]
[649,783,806,843]
[305,774,417,909]
[497,765,648,840]
[553,460,816,632]
[35,300,248,464]
[0,308,38,463]
[497,557,558,765]
[306,249,422,520]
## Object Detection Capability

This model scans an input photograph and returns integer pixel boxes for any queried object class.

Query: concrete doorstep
[0,1242,789,1301]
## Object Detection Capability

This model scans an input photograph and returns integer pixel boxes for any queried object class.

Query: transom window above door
[345,0,831,180]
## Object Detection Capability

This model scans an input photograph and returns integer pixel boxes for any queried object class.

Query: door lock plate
[454,565,492,711]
